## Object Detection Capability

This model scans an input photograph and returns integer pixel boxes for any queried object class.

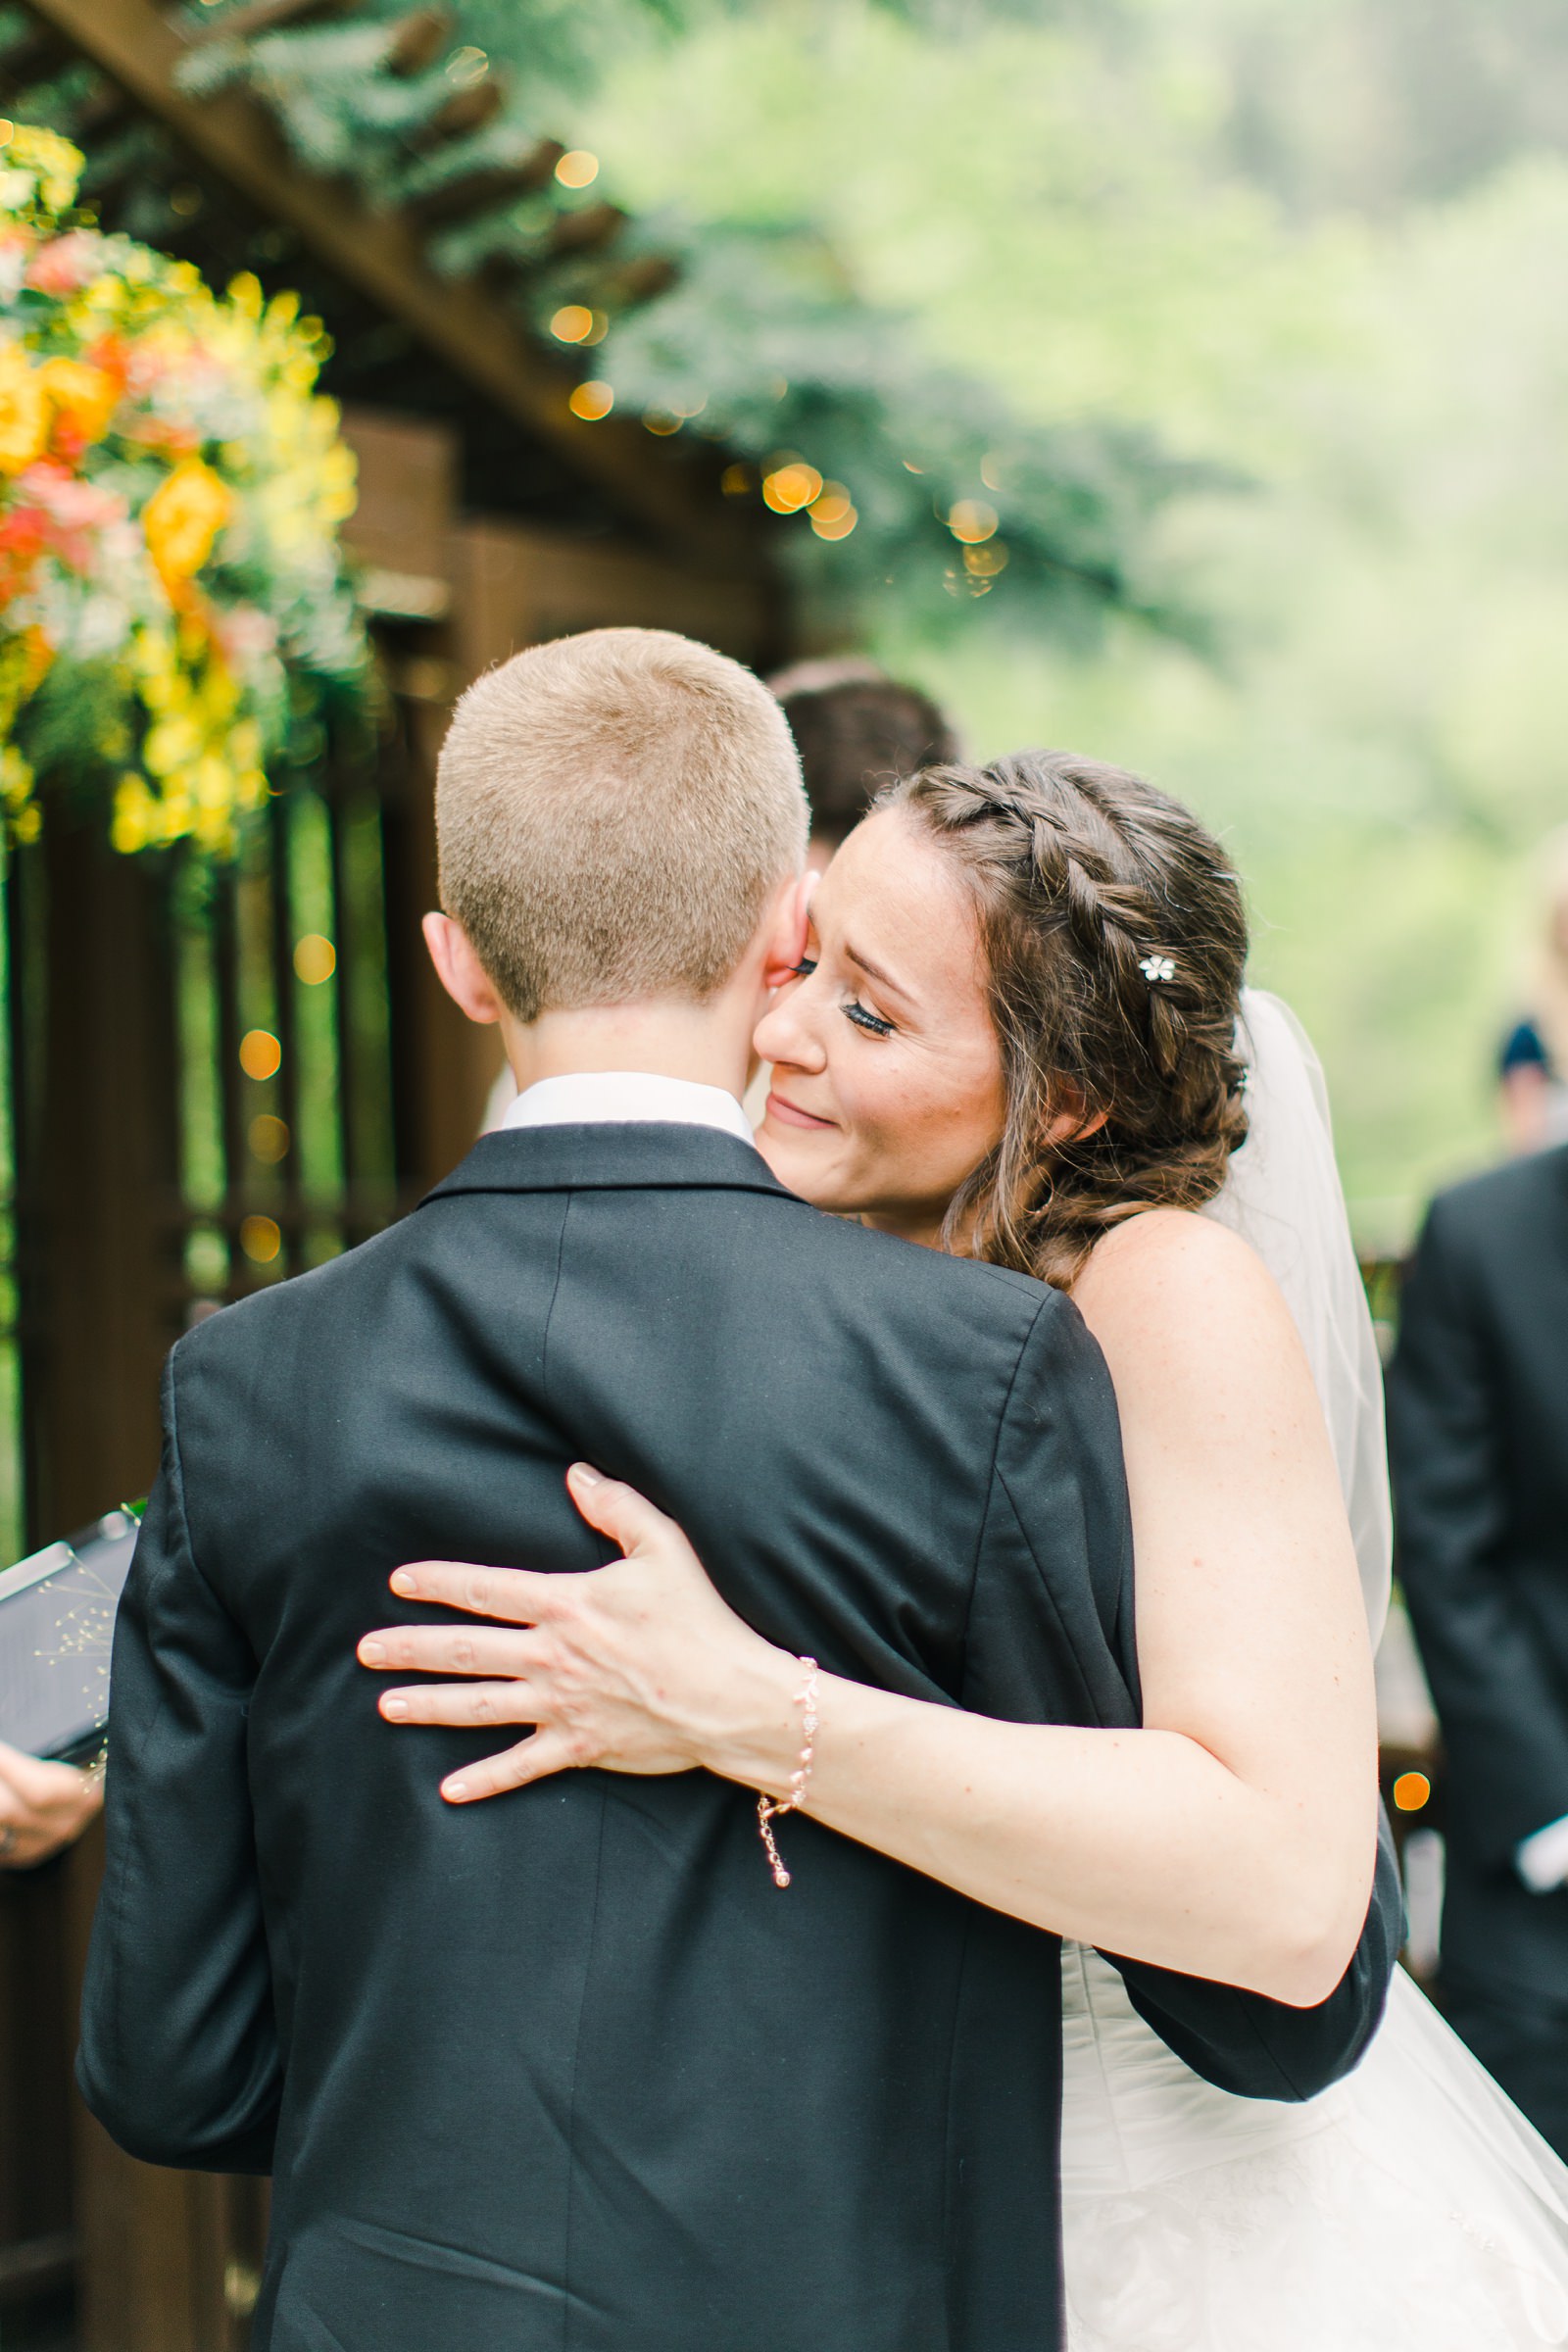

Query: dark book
[0,1507,143,1764]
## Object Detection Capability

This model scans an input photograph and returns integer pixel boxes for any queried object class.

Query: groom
[79,628,1399,2352]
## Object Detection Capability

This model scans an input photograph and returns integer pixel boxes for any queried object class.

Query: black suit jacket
[80,1125,1399,2352]
[1387,1142,1568,2001]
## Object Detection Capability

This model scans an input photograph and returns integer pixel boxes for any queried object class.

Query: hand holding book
[0,1737,103,1868]
[0,1505,144,1772]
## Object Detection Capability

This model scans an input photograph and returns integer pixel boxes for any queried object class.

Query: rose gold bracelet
[756,1655,819,1888]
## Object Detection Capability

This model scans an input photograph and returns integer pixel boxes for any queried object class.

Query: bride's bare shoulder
[1071,1206,1298,1371]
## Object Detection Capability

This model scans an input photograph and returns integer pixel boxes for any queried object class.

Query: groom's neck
[501,996,754,1104]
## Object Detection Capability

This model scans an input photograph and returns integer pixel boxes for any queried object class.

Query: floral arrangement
[0,122,367,855]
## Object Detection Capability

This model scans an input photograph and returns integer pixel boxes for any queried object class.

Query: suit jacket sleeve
[1111,1807,1402,2101]
[975,1292,1399,2104]
[75,1346,280,2173]
[1386,1194,1568,1863]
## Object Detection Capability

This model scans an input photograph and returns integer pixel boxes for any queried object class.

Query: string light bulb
[808,483,858,540]
[249,1114,290,1165]
[239,1029,281,1081]
[568,380,613,421]
[948,499,999,545]
[293,934,336,984]
[763,462,822,514]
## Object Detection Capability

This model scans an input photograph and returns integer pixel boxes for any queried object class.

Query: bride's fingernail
[569,1463,603,1489]
[360,1639,386,1666]
[381,1695,408,1721]
[443,1778,468,1802]
[390,1569,416,1595]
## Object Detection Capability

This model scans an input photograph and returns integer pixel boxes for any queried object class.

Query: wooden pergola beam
[18,0,756,568]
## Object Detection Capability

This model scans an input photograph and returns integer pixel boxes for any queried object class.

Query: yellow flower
[111,773,155,857]
[143,458,232,591]
[38,356,120,447]
[0,344,49,473]
[1,742,35,808]
[194,753,231,810]
[227,272,264,321]
[6,125,84,216]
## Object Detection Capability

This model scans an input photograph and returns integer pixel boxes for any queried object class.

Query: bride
[368,749,1568,2346]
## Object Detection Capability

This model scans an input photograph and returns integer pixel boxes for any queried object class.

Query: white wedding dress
[1057,993,1568,2349]
[1061,1952,1568,2349]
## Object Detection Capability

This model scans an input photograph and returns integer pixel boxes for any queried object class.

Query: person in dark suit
[79,633,1397,2352]
[1387,1141,1568,2157]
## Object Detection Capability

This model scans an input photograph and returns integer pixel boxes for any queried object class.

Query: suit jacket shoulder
[1420,1143,1568,1266]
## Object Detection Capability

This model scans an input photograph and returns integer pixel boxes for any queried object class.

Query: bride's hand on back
[358,1464,797,1803]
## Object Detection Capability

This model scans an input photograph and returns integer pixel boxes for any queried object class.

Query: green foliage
[172,0,1197,639]
[42,0,1568,1228]
[582,0,1568,1236]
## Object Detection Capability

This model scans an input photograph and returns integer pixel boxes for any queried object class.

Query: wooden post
[4,820,267,2352]
[11,823,175,1536]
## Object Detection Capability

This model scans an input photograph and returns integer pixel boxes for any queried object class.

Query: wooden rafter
[18,0,756,567]
[182,0,362,46]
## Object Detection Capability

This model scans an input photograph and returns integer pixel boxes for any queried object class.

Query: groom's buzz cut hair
[436,626,808,1023]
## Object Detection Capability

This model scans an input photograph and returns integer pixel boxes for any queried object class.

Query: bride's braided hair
[878,749,1250,1290]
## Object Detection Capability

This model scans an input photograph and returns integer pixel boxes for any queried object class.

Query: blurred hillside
[582,0,1568,1242]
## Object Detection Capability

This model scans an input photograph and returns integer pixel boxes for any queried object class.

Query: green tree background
[576,0,1568,1245]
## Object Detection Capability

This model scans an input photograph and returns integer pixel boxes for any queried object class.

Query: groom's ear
[760,870,816,991]
[422,911,505,1027]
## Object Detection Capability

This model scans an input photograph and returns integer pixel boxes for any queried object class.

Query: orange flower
[19,624,53,693]
[0,345,49,474]
[38,357,121,451]
[143,457,232,596]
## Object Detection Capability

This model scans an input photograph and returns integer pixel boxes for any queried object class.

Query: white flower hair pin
[1139,954,1176,985]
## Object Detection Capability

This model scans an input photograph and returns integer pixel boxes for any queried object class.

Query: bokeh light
[551,305,595,344]
[239,1028,281,1081]
[948,499,1000,544]
[1393,1771,1432,1812]
[556,150,600,189]
[568,380,613,420]
[763,462,823,514]
[249,1114,290,1165]
[293,933,336,985]
[808,484,858,540]
[239,1214,281,1265]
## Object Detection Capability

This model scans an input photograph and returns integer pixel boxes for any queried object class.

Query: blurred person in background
[1387,1138,1568,2158]
[0,1738,101,1868]
[767,657,960,869]
[1497,830,1568,1154]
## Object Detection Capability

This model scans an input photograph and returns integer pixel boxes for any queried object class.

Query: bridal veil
[1203,987,1393,1646]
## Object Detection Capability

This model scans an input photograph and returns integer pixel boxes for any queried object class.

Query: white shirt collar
[499,1070,755,1146]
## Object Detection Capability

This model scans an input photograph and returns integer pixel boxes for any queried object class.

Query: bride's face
[753,808,1007,1246]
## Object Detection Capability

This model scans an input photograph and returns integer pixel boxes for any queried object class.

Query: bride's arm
[364,1212,1380,2007]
